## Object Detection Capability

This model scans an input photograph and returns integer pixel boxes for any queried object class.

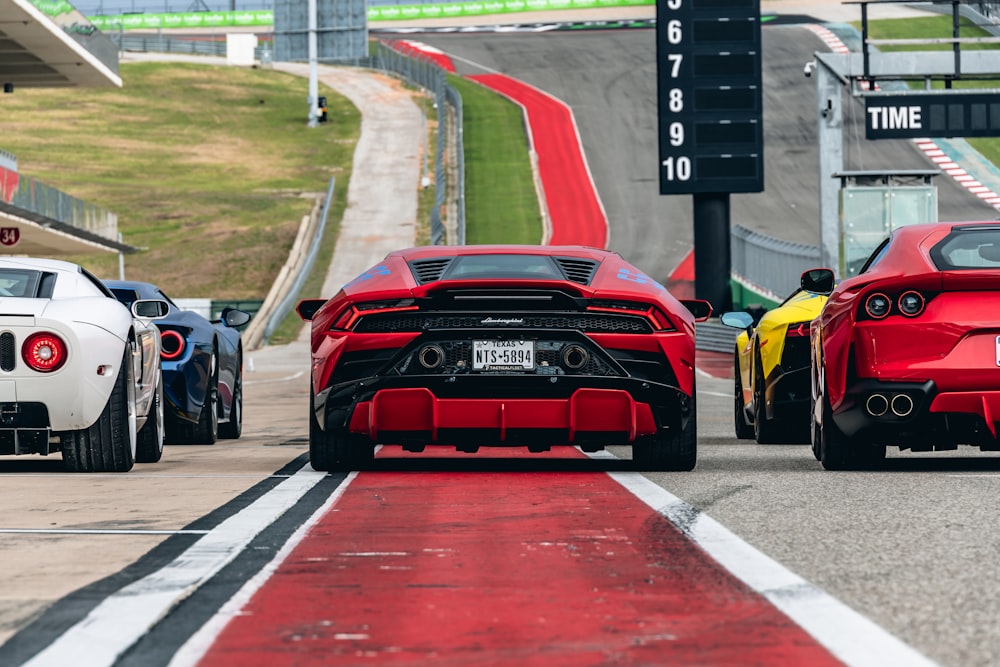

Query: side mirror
[720,311,754,330]
[220,307,252,328]
[132,299,169,320]
[801,268,835,296]
[296,298,327,322]
[679,299,712,322]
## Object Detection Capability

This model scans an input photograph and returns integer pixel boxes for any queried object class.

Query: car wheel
[63,345,136,473]
[136,370,165,463]
[633,395,697,472]
[753,352,783,444]
[193,355,219,445]
[733,353,754,440]
[309,389,374,472]
[218,358,243,440]
[819,388,885,470]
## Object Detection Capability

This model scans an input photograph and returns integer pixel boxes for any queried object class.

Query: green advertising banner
[86,0,651,30]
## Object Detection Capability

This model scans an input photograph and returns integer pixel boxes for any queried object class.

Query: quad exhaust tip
[891,393,914,417]
[865,392,914,418]
[866,393,888,417]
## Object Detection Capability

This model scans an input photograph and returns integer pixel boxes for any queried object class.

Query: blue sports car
[105,280,251,444]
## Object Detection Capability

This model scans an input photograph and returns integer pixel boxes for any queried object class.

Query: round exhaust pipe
[866,393,889,417]
[891,393,914,417]
[561,344,589,370]
[417,344,445,370]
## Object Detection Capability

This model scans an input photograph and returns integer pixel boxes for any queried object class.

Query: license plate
[473,340,534,370]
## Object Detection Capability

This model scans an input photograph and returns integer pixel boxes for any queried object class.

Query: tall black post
[693,193,732,314]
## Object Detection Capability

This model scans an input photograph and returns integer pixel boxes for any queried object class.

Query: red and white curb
[805,24,1000,211]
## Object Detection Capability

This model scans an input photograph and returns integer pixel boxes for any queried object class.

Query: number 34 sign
[0,227,19,247]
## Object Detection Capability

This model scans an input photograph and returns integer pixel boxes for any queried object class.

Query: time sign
[656,0,764,194]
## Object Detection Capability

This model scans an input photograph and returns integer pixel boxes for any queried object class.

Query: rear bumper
[317,375,690,447]
[834,379,1000,446]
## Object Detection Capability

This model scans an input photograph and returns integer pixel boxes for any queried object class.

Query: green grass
[859,15,997,52]
[448,76,542,245]
[0,61,360,302]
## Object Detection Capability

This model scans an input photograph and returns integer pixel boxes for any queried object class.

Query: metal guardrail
[261,177,336,345]
[731,224,821,303]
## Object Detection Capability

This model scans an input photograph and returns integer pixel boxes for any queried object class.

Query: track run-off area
[7,11,1000,667]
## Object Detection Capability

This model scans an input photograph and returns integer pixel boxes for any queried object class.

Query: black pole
[692,192,732,313]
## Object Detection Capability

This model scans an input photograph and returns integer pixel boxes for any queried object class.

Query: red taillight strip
[160,329,186,360]
[21,332,67,373]
[333,304,420,331]
[586,305,675,332]
[785,321,811,337]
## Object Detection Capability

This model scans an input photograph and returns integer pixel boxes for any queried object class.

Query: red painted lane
[198,460,841,666]
[469,73,608,250]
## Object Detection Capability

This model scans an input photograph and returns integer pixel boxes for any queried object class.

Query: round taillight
[160,329,186,360]
[22,332,67,372]
[898,291,925,317]
[865,293,891,319]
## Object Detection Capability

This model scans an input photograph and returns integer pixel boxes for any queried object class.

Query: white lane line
[591,451,938,667]
[167,472,359,667]
[0,529,209,535]
[699,389,730,398]
[22,465,326,667]
[0,474,296,479]
[243,370,304,385]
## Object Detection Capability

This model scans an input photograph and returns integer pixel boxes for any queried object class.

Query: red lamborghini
[297,245,711,472]
[804,221,1000,469]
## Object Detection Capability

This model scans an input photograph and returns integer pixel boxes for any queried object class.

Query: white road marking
[243,370,304,385]
[699,389,730,398]
[168,472,359,667]
[590,451,939,667]
[21,465,327,667]
[0,529,209,535]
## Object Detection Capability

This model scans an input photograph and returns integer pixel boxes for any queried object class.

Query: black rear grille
[354,312,652,334]
[0,332,15,371]
[780,336,811,372]
[605,348,678,386]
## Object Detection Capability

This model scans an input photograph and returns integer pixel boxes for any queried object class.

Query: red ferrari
[297,245,711,472]
[804,221,1000,469]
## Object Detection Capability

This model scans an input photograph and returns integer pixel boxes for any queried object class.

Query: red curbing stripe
[469,73,609,249]
[193,465,848,667]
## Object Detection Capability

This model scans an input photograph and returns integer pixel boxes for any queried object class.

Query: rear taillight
[160,329,186,360]
[785,321,811,337]
[587,300,675,331]
[331,300,418,331]
[898,291,925,317]
[865,293,891,319]
[22,332,67,372]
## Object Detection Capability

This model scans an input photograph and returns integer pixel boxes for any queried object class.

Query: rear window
[930,227,1000,270]
[445,254,563,280]
[0,269,55,298]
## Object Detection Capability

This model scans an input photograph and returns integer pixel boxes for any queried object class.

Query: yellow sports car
[720,289,827,443]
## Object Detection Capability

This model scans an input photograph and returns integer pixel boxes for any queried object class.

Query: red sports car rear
[806,222,1000,469]
[298,245,709,472]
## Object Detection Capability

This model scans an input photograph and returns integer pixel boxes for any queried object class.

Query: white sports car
[0,257,169,472]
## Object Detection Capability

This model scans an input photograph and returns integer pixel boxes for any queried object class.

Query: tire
[633,395,697,472]
[192,354,219,445]
[818,384,885,470]
[753,352,783,444]
[218,357,243,440]
[733,354,754,440]
[136,371,165,463]
[63,345,136,473]
[309,389,374,472]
